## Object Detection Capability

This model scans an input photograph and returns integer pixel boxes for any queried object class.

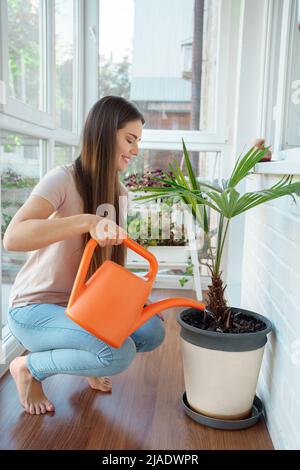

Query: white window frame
[0,0,84,136]
[0,0,54,127]
[140,0,232,149]
[273,0,296,156]
[256,0,300,174]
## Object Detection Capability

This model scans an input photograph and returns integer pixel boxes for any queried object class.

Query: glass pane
[264,1,283,146]
[120,149,221,183]
[1,131,41,327]
[54,143,76,166]
[55,0,75,130]
[284,1,300,148]
[99,0,220,131]
[7,0,43,109]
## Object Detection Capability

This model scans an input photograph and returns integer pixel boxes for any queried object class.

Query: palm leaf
[182,138,199,190]
[228,146,271,188]
[231,180,300,217]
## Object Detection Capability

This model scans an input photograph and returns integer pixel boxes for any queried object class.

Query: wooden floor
[0,289,273,450]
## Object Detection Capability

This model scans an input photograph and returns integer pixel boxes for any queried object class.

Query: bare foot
[9,356,55,415]
[86,376,112,393]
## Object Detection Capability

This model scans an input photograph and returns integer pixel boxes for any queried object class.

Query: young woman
[4,96,165,416]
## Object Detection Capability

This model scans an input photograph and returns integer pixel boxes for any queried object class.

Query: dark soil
[181,309,267,334]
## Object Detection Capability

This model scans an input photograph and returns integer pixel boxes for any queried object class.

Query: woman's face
[115,120,143,172]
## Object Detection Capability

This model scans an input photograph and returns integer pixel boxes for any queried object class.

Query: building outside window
[99,0,219,133]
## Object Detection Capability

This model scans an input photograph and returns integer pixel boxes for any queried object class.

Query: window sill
[255,161,300,175]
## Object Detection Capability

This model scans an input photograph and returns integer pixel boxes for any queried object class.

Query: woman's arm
[3,195,123,252]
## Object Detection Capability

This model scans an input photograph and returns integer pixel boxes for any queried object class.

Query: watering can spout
[131,297,205,333]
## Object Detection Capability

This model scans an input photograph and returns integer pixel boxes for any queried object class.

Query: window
[7,0,45,110]
[266,0,300,158]
[1,131,41,328]
[55,0,76,131]
[262,0,284,147]
[283,0,300,149]
[99,0,220,132]
[54,143,76,166]
[120,149,221,182]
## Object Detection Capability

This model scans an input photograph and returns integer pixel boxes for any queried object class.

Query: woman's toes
[45,401,55,412]
[34,404,41,415]
[39,403,46,414]
[23,403,29,413]
[29,404,35,415]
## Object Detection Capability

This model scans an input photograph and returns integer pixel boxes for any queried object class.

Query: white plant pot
[177,307,272,420]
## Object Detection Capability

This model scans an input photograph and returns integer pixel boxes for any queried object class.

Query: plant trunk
[205,273,230,327]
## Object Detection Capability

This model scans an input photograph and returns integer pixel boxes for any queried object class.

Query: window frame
[0,0,54,127]
[0,0,84,137]
[257,0,300,173]
[99,0,232,147]
[273,0,296,156]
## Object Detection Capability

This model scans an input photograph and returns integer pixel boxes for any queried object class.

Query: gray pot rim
[177,306,273,352]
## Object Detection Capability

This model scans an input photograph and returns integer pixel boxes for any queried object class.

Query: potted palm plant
[133,140,300,429]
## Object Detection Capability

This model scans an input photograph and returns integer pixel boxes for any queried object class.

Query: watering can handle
[67,236,158,310]
[123,236,158,281]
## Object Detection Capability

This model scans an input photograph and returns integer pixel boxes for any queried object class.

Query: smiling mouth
[122,155,130,164]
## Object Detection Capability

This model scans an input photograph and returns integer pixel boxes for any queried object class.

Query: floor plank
[0,289,274,450]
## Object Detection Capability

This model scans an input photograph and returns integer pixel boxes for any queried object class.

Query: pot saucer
[181,392,264,430]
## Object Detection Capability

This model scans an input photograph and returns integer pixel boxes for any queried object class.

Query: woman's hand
[88,214,127,247]
[253,138,272,161]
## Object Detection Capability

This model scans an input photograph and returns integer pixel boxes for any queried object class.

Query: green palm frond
[177,175,300,219]
[228,146,271,188]
[164,154,204,229]
[145,174,222,193]
[182,138,199,190]
[231,177,300,217]
[134,143,221,232]
[133,185,220,216]
[128,139,300,280]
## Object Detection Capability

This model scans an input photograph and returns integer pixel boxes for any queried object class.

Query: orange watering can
[65,236,205,348]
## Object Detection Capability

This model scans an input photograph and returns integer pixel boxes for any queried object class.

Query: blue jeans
[7,303,165,382]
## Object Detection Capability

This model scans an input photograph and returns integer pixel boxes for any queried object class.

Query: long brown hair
[73,96,145,278]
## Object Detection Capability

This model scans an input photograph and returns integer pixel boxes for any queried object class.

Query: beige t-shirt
[8,164,128,309]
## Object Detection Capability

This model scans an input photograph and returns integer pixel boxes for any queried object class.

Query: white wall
[225,0,270,305]
[241,173,300,450]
